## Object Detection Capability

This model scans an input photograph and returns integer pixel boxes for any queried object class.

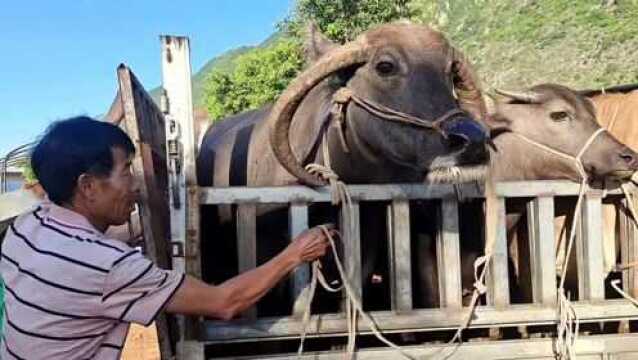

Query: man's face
[91,147,139,228]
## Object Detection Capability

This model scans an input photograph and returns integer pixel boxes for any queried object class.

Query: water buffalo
[415,84,638,307]
[197,22,491,315]
[580,85,638,277]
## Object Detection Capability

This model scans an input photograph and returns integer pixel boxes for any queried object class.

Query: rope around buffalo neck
[508,128,606,359]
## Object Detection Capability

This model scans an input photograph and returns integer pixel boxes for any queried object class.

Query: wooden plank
[213,333,638,359]
[237,204,258,320]
[528,196,557,305]
[201,300,638,341]
[288,204,310,317]
[387,200,412,311]
[486,197,510,308]
[620,197,638,298]
[577,192,605,301]
[199,182,624,205]
[436,199,462,308]
[117,65,174,360]
[340,201,362,305]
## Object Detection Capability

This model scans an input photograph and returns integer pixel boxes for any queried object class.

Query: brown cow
[415,84,638,307]
[582,85,638,277]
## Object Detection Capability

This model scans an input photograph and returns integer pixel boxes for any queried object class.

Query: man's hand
[284,224,333,264]
[166,224,335,320]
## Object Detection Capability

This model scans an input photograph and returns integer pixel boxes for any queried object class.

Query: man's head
[31,116,138,231]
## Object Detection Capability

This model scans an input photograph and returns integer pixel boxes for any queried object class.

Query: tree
[203,39,304,120]
[282,0,414,43]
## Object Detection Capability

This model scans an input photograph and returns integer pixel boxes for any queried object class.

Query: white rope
[297,134,417,360]
[508,128,607,360]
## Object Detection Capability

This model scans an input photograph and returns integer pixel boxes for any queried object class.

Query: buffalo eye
[550,111,571,122]
[375,61,395,76]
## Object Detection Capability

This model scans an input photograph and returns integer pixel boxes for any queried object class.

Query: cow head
[486,84,638,182]
[268,23,490,185]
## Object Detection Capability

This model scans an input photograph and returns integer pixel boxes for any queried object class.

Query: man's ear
[76,173,97,202]
[304,22,338,63]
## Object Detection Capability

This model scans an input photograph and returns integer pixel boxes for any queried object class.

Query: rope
[298,134,416,360]
[330,87,465,137]
[508,128,608,360]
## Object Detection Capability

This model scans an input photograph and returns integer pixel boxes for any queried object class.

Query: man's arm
[165,226,330,320]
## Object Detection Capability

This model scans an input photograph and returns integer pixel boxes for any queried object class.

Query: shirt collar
[42,201,103,236]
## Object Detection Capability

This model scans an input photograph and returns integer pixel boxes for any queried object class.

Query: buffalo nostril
[446,133,469,152]
[620,153,635,165]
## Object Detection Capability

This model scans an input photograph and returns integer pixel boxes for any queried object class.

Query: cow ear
[304,22,338,63]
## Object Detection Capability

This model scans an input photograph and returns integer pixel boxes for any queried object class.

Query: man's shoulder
[5,209,139,272]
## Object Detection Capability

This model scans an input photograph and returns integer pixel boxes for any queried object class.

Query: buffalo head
[268,23,490,186]
[486,84,638,182]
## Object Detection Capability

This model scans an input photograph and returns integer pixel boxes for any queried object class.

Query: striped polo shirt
[0,202,185,359]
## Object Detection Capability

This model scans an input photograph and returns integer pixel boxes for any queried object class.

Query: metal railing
[198,181,638,344]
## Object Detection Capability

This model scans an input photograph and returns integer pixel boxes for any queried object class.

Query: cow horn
[450,46,487,121]
[495,89,543,104]
[269,41,369,186]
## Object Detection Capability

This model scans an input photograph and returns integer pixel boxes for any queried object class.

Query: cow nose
[445,133,470,152]
[619,152,638,167]
[441,116,489,149]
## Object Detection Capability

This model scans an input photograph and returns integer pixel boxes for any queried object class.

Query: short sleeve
[101,251,185,325]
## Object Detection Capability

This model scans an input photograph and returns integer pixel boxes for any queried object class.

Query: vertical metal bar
[289,203,310,317]
[161,35,200,278]
[437,199,462,308]
[161,35,201,359]
[577,191,605,301]
[486,197,510,308]
[620,197,638,298]
[237,204,257,319]
[529,195,557,305]
[388,200,413,311]
[340,201,362,306]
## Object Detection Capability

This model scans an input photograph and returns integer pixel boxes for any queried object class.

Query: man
[0,116,330,359]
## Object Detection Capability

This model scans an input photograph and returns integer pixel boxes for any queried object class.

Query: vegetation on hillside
[203,40,304,120]
[413,0,638,90]
[198,0,638,121]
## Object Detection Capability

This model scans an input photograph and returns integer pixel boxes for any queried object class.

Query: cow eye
[550,111,570,122]
[375,61,395,76]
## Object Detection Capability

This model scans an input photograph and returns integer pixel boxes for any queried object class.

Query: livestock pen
[110,36,638,359]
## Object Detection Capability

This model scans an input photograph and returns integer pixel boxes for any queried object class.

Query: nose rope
[330,87,468,151]
[510,128,606,181]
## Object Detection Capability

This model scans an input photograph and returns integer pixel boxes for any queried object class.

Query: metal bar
[388,200,412,311]
[199,182,623,205]
[529,195,557,305]
[201,300,638,341]
[213,333,638,359]
[437,199,462,308]
[577,191,605,301]
[237,204,258,320]
[486,197,510,308]
[620,197,638,298]
[161,36,201,359]
[161,35,200,277]
[288,204,310,317]
[340,201,361,305]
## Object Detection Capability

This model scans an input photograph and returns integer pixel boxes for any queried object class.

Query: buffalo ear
[304,22,338,63]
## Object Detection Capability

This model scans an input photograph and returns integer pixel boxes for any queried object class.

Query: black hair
[31,116,135,205]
